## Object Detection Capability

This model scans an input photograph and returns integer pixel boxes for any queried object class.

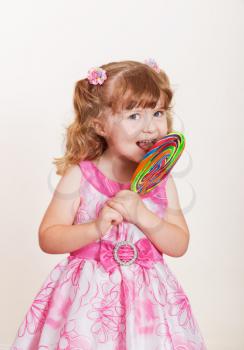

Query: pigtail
[53,79,107,176]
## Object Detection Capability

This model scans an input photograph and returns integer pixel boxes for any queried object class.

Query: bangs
[104,66,172,115]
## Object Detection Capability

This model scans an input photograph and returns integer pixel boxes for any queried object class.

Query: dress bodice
[73,160,169,243]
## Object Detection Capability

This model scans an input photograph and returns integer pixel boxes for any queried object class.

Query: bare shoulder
[38,164,83,235]
[55,164,82,195]
[164,174,190,235]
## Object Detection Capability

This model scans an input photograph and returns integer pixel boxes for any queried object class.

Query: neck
[95,149,139,183]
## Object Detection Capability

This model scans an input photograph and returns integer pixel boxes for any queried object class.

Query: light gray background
[0,1,243,349]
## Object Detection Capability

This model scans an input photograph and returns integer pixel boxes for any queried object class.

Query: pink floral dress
[11,160,207,350]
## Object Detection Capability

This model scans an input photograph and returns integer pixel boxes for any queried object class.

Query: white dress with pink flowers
[11,160,207,350]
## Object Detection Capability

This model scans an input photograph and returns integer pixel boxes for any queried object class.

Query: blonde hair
[53,60,175,176]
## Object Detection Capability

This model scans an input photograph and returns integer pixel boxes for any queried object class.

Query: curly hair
[53,60,175,175]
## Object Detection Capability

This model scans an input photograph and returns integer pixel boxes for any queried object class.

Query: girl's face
[100,101,168,163]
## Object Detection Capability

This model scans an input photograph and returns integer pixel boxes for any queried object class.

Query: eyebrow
[154,105,165,110]
[126,106,165,113]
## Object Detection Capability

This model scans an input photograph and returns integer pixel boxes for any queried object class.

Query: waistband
[69,238,163,273]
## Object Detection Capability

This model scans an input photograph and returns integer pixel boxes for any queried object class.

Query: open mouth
[136,138,157,151]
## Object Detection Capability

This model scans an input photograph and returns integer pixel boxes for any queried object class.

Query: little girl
[11,59,207,349]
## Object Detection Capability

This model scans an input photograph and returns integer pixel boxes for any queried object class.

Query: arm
[39,222,100,254]
[135,175,190,257]
[38,165,100,254]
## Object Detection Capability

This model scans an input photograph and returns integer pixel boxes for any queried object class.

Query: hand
[106,190,147,225]
[95,203,124,238]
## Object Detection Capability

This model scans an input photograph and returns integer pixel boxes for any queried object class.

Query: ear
[92,119,106,137]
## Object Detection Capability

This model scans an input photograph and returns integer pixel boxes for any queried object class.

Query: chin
[124,153,141,164]
[119,146,145,164]
[135,153,146,163]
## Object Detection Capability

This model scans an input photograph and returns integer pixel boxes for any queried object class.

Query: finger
[106,200,118,210]
[107,200,125,215]
[110,202,131,221]
[108,200,126,211]
[107,199,119,207]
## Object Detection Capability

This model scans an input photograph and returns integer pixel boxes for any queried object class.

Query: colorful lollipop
[130,131,185,195]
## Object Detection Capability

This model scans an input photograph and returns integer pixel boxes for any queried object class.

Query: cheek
[123,124,142,142]
[158,119,168,134]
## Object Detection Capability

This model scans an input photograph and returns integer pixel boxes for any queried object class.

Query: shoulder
[164,174,190,235]
[56,164,82,193]
[38,164,83,236]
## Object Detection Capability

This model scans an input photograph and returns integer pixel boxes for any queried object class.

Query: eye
[154,110,165,118]
[128,113,140,120]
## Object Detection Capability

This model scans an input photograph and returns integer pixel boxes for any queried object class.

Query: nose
[142,114,157,132]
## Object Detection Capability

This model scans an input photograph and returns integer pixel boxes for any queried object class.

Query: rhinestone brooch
[113,240,138,266]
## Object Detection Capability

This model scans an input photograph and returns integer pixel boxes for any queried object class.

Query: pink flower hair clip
[87,67,107,85]
[144,58,161,73]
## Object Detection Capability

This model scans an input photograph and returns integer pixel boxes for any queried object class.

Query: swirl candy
[130,132,185,195]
